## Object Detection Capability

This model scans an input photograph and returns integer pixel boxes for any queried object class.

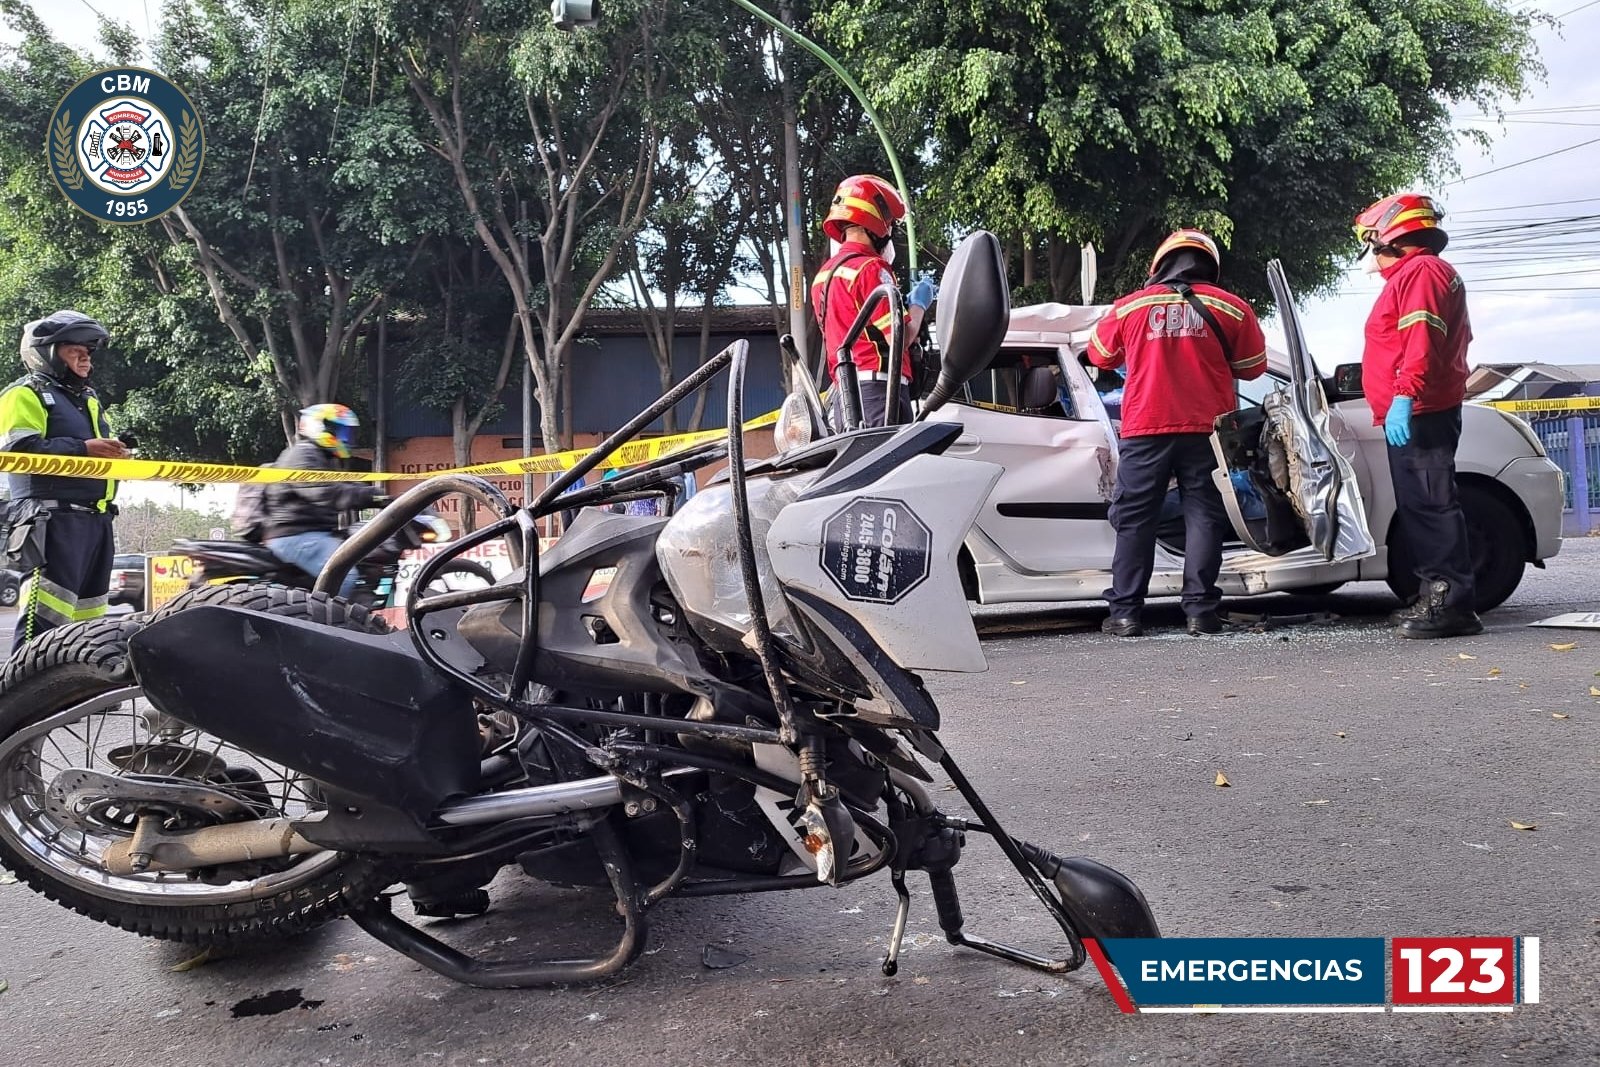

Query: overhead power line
[1451,135,1600,183]
[1553,0,1600,19]
[1449,196,1600,214]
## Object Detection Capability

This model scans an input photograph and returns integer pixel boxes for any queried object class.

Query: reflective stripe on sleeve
[1397,310,1448,335]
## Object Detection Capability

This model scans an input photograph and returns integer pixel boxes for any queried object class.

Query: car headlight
[1494,409,1548,458]
[773,392,814,454]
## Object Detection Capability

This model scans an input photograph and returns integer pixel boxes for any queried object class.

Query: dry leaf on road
[1553,713,1570,720]
[1549,643,1577,652]
[1488,667,1502,677]
[1589,687,1600,697]
[1456,653,1477,660]
[1510,821,1537,831]
[169,948,214,973]
[1214,772,1231,788]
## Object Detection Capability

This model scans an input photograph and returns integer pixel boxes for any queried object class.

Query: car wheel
[1385,482,1526,613]
[0,582,17,608]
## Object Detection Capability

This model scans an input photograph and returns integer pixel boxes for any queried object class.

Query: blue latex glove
[908,271,938,310]
[1385,395,1413,447]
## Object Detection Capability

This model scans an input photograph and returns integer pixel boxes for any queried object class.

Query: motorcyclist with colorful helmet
[809,174,937,428]
[262,403,380,599]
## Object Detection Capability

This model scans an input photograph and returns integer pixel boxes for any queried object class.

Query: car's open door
[1210,261,1375,562]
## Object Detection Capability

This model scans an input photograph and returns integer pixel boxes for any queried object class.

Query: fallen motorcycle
[169,508,494,609]
[0,232,1157,990]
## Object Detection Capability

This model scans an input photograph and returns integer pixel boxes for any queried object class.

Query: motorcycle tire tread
[148,581,391,633]
[0,608,392,945]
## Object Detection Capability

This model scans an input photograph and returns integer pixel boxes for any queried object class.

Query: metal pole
[522,359,534,510]
[519,199,535,517]
[374,305,388,475]
[778,0,809,375]
[1569,414,1591,534]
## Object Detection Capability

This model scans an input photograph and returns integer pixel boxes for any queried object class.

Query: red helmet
[1148,229,1221,278]
[1354,193,1446,251]
[823,174,905,242]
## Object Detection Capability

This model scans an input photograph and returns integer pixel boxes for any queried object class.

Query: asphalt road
[2,547,1598,1066]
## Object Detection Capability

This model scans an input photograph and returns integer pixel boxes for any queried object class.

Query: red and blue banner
[1086,936,1540,1014]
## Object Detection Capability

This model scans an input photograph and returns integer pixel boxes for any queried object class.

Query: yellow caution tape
[1484,396,1600,414]
[0,411,779,485]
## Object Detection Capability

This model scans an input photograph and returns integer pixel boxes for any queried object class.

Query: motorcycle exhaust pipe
[102,816,317,875]
[100,776,628,875]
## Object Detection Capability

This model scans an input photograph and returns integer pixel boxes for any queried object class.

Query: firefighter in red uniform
[1355,193,1481,639]
[810,174,936,428]
[1088,229,1268,637]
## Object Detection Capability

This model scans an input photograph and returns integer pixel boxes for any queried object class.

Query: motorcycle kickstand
[880,870,911,977]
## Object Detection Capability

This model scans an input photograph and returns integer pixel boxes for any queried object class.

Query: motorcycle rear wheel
[0,598,392,944]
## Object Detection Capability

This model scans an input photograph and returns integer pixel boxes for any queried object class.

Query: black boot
[1101,613,1143,637]
[1186,610,1224,635]
[1386,597,1426,626]
[1397,580,1483,640]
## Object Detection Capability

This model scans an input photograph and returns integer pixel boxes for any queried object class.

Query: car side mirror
[1329,362,1364,400]
[921,230,1010,416]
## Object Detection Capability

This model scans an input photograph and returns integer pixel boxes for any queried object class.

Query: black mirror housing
[1328,362,1364,400]
[922,230,1010,415]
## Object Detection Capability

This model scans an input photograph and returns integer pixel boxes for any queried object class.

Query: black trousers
[1106,433,1227,617]
[1386,405,1475,608]
[829,378,913,430]
[13,510,115,653]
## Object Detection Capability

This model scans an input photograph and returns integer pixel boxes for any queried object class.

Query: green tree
[393,238,517,530]
[819,0,1541,304]
[153,0,435,434]
[0,2,281,461]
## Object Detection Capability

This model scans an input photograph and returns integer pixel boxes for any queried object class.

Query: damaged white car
[927,263,1564,612]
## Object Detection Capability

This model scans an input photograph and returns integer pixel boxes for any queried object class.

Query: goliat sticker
[820,497,931,604]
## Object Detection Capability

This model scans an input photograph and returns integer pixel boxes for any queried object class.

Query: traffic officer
[0,311,128,652]
[810,174,936,428]
[1088,230,1268,637]
[1354,193,1481,639]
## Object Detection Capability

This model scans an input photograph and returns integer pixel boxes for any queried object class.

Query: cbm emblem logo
[48,68,204,225]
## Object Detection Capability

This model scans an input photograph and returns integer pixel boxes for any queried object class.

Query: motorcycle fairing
[128,605,480,818]
[766,453,1003,674]
[457,509,716,698]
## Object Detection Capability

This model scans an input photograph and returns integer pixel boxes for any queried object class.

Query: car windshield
[113,555,143,569]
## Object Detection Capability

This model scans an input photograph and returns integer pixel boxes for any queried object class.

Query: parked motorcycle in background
[169,507,494,610]
[0,232,1158,994]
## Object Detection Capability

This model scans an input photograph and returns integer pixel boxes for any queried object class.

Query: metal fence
[1527,413,1600,535]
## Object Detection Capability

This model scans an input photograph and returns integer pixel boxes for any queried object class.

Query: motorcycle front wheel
[0,601,391,944]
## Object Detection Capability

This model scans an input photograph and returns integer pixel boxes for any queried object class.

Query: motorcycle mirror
[920,230,1010,418]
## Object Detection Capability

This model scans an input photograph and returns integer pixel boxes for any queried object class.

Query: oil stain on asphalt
[229,988,325,1018]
